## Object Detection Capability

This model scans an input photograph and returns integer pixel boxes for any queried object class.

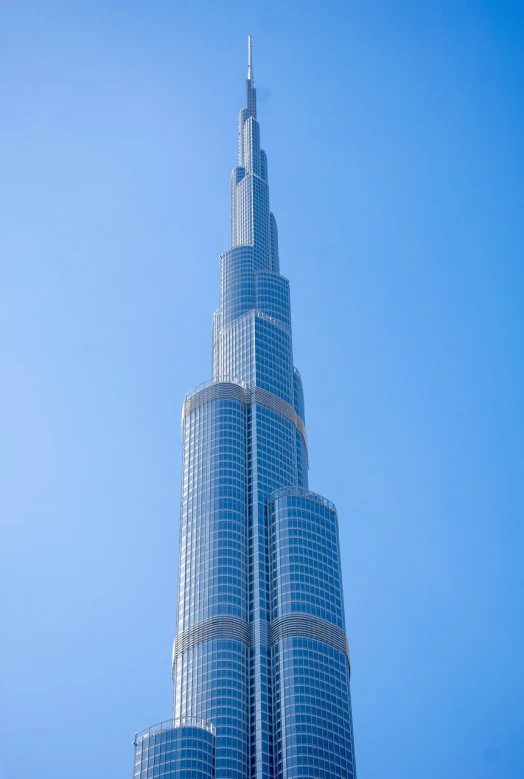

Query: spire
[247,34,254,83]
[246,35,257,119]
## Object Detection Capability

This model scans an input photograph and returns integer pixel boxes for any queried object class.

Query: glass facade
[133,36,356,779]
[269,490,356,778]
[133,720,215,779]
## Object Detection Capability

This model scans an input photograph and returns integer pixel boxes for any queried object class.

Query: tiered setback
[134,38,356,779]
[269,491,356,778]
[133,721,215,779]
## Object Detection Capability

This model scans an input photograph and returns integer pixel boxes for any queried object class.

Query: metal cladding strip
[172,616,250,667]
[182,381,308,462]
[181,380,246,438]
[251,385,307,447]
[268,485,337,516]
[184,380,246,415]
[172,613,347,664]
[269,614,349,658]
[219,308,291,336]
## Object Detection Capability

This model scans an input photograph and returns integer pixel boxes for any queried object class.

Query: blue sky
[1,1,523,777]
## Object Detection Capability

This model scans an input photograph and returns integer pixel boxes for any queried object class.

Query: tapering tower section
[132,37,356,779]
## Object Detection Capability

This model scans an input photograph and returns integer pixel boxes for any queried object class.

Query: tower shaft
[133,38,357,779]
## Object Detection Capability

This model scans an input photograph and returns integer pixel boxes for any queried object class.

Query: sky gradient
[1,1,523,777]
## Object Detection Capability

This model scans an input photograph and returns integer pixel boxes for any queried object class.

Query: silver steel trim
[269,614,349,657]
[268,485,336,513]
[182,381,308,463]
[172,613,348,661]
[133,717,216,744]
[172,616,250,667]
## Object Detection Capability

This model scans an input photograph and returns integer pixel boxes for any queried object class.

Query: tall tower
[132,37,357,779]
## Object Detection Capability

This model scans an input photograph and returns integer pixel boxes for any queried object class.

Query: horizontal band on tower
[172,613,349,667]
[182,380,307,457]
[268,485,337,514]
[172,615,251,665]
[269,614,349,657]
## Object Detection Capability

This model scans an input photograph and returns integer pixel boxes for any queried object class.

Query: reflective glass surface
[133,725,214,779]
[269,492,356,778]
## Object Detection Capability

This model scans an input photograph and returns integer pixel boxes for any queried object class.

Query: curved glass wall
[133,721,215,779]
[268,490,356,779]
[176,394,250,778]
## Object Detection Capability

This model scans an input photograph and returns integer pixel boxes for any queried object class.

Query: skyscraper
[132,37,357,779]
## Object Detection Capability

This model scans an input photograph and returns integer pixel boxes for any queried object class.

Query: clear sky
[1,1,523,777]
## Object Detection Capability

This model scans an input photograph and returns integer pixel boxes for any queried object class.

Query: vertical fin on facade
[270,213,279,273]
[238,108,247,164]
[260,149,268,182]
[243,117,261,176]
[293,367,306,423]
